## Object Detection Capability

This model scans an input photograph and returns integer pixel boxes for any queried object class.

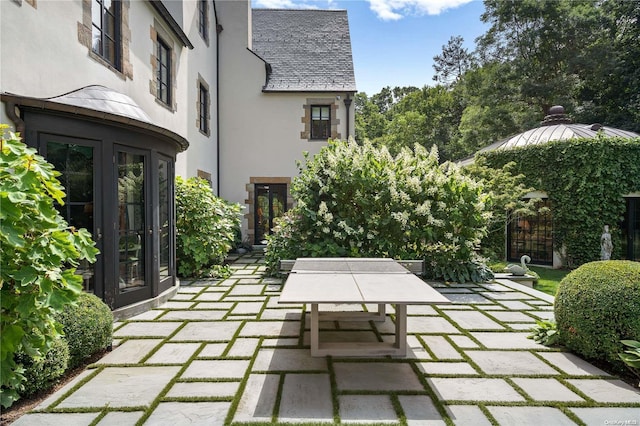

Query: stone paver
[428,378,525,402]
[144,402,230,426]
[279,374,333,423]
[445,406,491,426]
[57,366,180,408]
[486,406,576,426]
[95,339,162,364]
[181,360,250,379]
[511,378,584,402]
[11,254,640,426]
[570,407,640,425]
[170,321,241,341]
[466,350,559,375]
[233,374,279,423]
[444,310,505,330]
[165,382,239,398]
[469,332,544,349]
[398,395,445,425]
[566,379,640,403]
[339,395,396,424]
[334,362,424,391]
[144,342,200,364]
[536,351,611,376]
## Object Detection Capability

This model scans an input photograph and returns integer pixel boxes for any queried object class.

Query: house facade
[0,0,355,313]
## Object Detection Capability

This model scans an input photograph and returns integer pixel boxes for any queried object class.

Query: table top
[291,257,410,274]
[279,258,450,305]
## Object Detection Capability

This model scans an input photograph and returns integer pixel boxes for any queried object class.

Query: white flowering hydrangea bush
[265,139,494,282]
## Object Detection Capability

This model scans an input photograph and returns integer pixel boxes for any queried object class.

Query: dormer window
[311,106,330,140]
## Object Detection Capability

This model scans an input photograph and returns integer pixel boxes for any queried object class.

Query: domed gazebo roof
[461,106,639,165]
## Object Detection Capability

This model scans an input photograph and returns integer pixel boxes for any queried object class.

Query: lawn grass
[528,266,570,296]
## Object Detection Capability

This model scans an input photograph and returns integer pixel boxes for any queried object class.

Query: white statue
[600,225,613,260]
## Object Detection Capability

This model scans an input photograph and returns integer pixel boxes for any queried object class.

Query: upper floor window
[157,38,171,106]
[311,106,331,139]
[199,82,209,135]
[198,0,208,41]
[92,0,120,68]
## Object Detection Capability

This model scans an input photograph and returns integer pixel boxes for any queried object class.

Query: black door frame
[622,197,640,261]
[254,183,287,244]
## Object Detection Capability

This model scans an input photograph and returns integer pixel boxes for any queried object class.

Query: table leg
[375,303,386,321]
[310,303,320,357]
[394,304,407,354]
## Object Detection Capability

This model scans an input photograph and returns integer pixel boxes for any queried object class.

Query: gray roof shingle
[251,9,357,92]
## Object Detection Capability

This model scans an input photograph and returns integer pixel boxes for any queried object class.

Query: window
[311,106,330,139]
[157,38,171,105]
[507,198,553,265]
[92,0,120,68]
[199,82,209,134]
[198,0,208,41]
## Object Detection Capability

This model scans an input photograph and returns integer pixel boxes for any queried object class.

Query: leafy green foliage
[619,340,640,380]
[554,261,640,374]
[14,337,69,397]
[53,292,112,369]
[175,176,241,278]
[528,320,560,346]
[0,127,98,408]
[462,157,540,259]
[480,136,640,267]
[265,140,493,283]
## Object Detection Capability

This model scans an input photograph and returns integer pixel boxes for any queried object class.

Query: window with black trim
[199,83,209,134]
[92,0,121,68]
[311,106,330,139]
[198,0,208,41]
[157,37,171,106]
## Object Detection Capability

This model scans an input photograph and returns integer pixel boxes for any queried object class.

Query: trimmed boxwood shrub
[15,337,69,397]
[555,260,640,372]
[53,292,113,369]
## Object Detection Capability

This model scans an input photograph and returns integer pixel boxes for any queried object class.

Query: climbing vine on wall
[479,136,640,267]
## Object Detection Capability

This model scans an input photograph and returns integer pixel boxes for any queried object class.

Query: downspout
[213,1,222,196]
[5,102,25,135]
[343,94,352,140]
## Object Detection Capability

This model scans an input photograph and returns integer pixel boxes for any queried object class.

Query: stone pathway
[13,253,640,425]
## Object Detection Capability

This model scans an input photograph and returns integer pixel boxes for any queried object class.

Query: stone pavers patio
[12,253,640,425]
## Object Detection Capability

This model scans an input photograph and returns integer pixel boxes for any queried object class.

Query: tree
[354,92,386,142]
[432,35,474,85]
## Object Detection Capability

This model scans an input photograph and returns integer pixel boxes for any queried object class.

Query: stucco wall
[0,0,218,184]
[216,0,355,238]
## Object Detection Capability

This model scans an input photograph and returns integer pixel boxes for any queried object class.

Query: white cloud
[367,0,474,21]
[253,0,321,9]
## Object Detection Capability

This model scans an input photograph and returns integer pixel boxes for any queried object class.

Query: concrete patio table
[278,258,451,357]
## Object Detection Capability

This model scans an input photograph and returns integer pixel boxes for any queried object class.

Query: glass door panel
[117,151,146,292]
[158,158,173,288]
[507,199,553,265]
[621,198,640,261]
[45,140,100,292]
[254,184,287,244]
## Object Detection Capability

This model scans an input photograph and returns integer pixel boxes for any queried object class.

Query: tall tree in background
[432,36,474,85]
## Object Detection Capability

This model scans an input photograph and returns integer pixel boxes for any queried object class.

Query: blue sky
[253,0,489,95]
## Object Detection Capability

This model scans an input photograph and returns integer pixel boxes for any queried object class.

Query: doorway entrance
[44,136,102,294]
[254,183,287,244]
[622,197,640,261]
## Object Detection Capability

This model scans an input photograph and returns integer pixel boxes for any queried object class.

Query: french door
[42,135,103,295]
[255,184,287,244]
[622,198,640,261]
[115,147,152,306]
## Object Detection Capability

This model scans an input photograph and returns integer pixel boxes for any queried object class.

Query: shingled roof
[251,9,357,92]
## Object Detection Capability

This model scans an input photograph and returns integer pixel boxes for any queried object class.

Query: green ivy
[175,176,242,278]
[266,139,493,282]
[0,126,98,408]
[479,136,640,267]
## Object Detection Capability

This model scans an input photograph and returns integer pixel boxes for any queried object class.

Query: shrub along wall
[479,136,640,267]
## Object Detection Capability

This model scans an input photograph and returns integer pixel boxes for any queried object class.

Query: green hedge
[15,337,69,398]
[266,140,493,283]
[479,136,640,267]
[554,260,640,372]
[53,292,113,369]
